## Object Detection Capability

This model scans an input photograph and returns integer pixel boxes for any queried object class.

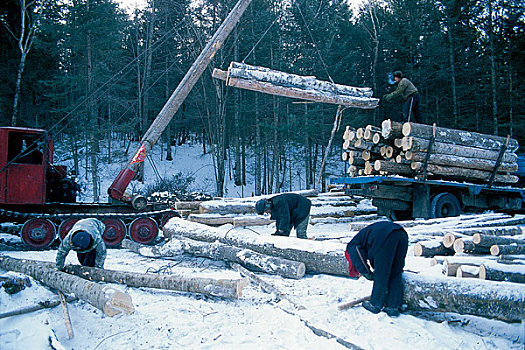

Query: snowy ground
[1,212,524,350]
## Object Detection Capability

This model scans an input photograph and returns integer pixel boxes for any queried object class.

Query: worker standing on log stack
[255,194,311,239]
[345,221,408,317]
[383,71,421,123]
[56,218,107,271]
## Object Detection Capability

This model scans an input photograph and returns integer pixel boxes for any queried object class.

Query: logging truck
[330,174,525,221]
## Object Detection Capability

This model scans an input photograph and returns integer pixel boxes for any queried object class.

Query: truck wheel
[129,217,158,245]
[430,193,461,218]
[21,218,56,249]
[102,218,126,247]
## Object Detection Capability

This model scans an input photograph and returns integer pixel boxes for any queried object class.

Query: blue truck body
[330,174,525,220]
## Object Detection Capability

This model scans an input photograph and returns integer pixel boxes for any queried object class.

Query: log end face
[103,289,135,317]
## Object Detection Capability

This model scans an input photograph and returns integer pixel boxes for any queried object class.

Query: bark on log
[402,272,525,322]
[173,201,202,211]
[381,119,403,140]
[413,240,453,257]
[338,295,371,310]
[213,67,379,109]
[453,238,491,254]
[445,225,521,237]
[41,254,246,299]
[407,152,517,173]
[479,262,525,283]
[490,244,525,256]
[187,215,236,226]
[374,160,413,175]
[354,139,381,152]
[402,122,519,152]
[0,255,134,317]
[456,265,480,278]
[472,234,525,247]
[233,216,275,226]
[443,257,495,276]
[403,137,517,163]
[228,61,374,97]
[124,238,305,279]
[163,218,349,276]
[411,162,518,183]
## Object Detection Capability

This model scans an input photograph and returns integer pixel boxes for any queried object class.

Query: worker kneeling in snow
[255,193,311,239]
[56,218,107,271]
[345,221,408,317]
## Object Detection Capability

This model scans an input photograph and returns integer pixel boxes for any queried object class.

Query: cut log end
[103,288,135,317]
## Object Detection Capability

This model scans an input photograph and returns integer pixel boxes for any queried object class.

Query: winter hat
[71,231,91,250]
[345,250,360,278]
[255,199,267,214]
[393,71,403,79]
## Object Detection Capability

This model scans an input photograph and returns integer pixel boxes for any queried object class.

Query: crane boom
[108,0,253,205]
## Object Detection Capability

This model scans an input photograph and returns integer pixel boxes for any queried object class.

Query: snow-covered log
[473,234,525,247]
[402,272,525,322]
[35,255,246,299]
[479,262,525,284]
[381,119,403,140]
[164,218,349,276]
[453,238,491,254]
[490,244,525,256]
[402,122,519,152]
[407,152,517,172]
[456,265,480,278]
[123,238,306,279]
[403,137,518,163]
[213,62,379,109]
[0,255,134,317]
[213,68,378,109]
[413,240,453,257]
[411,162,518,183]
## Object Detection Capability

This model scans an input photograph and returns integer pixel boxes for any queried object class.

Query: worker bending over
[255,193,311,239]
[345,221,408,317]
[56,218,106,270]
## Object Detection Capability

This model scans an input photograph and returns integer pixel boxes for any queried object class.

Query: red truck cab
[0,127,51,205]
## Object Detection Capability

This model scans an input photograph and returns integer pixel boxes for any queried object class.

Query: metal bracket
[488,135,510,188]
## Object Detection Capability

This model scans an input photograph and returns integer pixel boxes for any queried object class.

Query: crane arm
[108,0,253,206]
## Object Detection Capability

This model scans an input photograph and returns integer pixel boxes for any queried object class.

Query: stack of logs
[342,120,519,184]
[413,221,525,284]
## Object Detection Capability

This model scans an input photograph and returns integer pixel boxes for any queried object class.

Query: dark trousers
[77,249,97,267]
[403,94,421,123]
[370,229,408,309]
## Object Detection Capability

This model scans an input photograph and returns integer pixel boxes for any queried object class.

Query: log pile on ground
[213,62,379,109]
[341,120,519,185]
[410,216,525,284]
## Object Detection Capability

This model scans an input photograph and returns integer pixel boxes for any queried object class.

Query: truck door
[4,131,46,205]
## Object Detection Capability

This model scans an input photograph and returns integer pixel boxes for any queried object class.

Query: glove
[383,94,392,102]
[362,272,374,281]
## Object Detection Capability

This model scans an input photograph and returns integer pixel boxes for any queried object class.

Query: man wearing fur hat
[56,218,107,271]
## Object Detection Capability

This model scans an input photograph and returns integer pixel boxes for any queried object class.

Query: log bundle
[341,120,519,185]
[414,223,525,284]
[213,62,379,109]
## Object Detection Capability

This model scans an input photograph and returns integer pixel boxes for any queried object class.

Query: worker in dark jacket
[255,193,311,239]
[345,221,408,317]
[56,218,107,270]
[384,71,421,123]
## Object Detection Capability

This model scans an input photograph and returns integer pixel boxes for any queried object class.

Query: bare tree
[1,0,41,126]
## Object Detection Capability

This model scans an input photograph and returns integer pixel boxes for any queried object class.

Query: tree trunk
[411,162,518,183]
[124,238,305,279]
[473,234,525,247]
[381,119,404,140]
[487,1,498,135]
[407,153,517,173]
[402,122,518,152]
[453,238,491,254]
[413,240,453,257]
[163,218,349,276]
[374,160,413,175]
[479,262,525,283]
[490,244,525,256]
[456,265,480,278]
[0,256,134,317]
[402,272,525,322]
[403,137,517,163]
